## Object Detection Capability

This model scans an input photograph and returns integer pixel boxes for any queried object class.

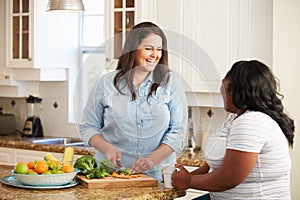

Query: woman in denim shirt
[79,22,187,181]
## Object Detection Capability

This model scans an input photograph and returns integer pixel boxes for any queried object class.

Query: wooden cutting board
[76,174,158,189]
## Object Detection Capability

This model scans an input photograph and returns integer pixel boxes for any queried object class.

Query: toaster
[0,113,16,134]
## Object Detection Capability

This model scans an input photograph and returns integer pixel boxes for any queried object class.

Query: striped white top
[204,111,291,200]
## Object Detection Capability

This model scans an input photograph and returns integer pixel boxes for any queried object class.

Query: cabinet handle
[106,57,111,62]
[28,58,32,61]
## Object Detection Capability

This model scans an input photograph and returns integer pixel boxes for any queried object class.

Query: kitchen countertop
[0,134,206,199]
[0,165,186,200]
[0,134,187,199]
[0,134,206,167]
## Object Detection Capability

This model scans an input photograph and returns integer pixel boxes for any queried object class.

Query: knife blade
[116,160,126,171]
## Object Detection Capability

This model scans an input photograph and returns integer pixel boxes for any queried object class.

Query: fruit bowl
[11,168,80,186]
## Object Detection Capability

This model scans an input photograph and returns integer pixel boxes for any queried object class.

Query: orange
[62,165,74,173]
[27,161,35,169]
[34,161,49,174]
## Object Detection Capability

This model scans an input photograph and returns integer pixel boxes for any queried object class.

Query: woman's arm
[172,149,258,191]
[190,162,210,175]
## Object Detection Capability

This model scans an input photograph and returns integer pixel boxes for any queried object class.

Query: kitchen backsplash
[0,97,27,132]
[0,81,78,138]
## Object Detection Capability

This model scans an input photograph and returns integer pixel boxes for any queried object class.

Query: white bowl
[11,168,80,186]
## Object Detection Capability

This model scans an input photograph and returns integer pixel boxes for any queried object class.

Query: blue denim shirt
[79,70,187,180]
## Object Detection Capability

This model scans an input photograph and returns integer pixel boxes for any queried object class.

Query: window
[73,0,106,122]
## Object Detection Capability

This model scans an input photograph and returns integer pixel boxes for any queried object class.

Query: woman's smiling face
[134,33,163,72]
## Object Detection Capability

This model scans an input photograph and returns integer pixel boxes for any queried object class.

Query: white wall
[273,0,300,199]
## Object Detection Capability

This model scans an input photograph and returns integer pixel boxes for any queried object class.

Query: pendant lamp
[46,0,85,12]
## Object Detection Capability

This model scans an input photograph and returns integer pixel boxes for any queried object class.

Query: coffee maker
[22,95,43,137]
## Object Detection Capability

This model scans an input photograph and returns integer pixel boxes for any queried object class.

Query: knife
[116,160,126,171]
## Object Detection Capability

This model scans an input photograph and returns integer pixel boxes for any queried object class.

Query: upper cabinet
[155,0,272,98]
[5,0,80,80]
[105,0,136,69]
[6,0,32,68]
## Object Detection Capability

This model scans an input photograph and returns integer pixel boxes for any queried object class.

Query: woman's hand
[103,146,122,166]
[171,164,192,190]
[131,157,154,173]
[89,134,121,166]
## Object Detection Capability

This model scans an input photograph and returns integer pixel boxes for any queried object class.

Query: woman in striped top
[172,60,295,200]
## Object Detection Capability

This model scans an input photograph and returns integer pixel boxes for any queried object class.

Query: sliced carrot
[109,171,141,179]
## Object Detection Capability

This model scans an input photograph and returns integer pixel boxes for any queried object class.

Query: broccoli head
[74,155,97,174]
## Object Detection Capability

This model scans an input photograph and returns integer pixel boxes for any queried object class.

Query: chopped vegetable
[86,165,109,179]
[110,171,141,179]
[74,155,97,174]
[74,157,138,179]
[117,167,132,176]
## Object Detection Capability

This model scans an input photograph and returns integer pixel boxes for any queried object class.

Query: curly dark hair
[225,60,295,147]
[113,22,170,100]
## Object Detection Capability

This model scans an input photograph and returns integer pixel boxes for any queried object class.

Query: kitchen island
[0,165,185,200]
[0,134,186,199]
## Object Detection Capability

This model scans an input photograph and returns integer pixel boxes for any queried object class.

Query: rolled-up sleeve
[161,72,187,153]
[79,78,104,146]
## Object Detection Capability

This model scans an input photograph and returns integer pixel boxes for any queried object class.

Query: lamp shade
[46,0,85,12]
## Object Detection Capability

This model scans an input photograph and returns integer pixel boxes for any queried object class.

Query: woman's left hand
[171,164,192,190]
[131,157,154,173]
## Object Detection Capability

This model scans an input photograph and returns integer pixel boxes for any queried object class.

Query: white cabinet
[0,147,15,165]
[0,147,82,166]
[14,149,64,164]
[105,0,137,69]
[153,0,272,107]
[5,0,80,81]
[154,0,272,93]
[6,0,32,68]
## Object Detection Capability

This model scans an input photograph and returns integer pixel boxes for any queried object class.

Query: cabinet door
[6,0,33,68]
[105,0,137,69]
[0,147,14,165]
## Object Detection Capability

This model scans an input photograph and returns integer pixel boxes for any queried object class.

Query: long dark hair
[225,60,295,147]
[113,22,170,100]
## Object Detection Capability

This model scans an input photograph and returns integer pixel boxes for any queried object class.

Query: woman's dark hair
[113,21,170,100]
[225,60,295,147]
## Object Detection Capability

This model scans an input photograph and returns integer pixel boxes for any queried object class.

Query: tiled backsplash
[0,82,78,138]
[187,106,226,148]
[0,97,27,132]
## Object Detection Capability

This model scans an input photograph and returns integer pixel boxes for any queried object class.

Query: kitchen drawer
[0,147,14,165]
